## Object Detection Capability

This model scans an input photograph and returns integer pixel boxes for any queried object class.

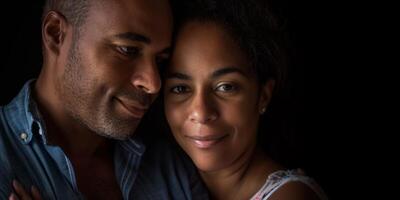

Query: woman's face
[164,21,273,172]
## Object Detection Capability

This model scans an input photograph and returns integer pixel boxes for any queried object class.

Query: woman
[163,0,327,199]
[10,0,327,199]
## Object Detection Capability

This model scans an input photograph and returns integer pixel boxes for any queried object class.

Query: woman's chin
[192,157,228,173]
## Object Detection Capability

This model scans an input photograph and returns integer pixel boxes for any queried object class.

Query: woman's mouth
[185,134,228,149]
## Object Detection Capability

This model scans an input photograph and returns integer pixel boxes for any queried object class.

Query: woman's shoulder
[251,169,328,200]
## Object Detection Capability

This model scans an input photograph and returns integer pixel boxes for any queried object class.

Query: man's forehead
[89,0,173,46]
[90,0,172,25]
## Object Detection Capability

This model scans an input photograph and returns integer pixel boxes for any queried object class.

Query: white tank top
[250,169,328,200]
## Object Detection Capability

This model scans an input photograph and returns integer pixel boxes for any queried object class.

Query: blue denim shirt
[0,80,209,200]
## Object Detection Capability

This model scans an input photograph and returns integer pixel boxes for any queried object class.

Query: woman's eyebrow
[211,66,247,79]
[166,72,191,80]
[166,66,248,80]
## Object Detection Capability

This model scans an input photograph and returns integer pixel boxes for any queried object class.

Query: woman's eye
[117,46,140,57]
[216,83,236,92]
[170,85,189,94]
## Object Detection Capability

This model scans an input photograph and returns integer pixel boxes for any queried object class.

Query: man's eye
[216,83,236,92]
[117,46,140,56]
[170,85,189,94]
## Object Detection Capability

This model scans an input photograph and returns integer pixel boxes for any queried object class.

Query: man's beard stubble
[59,38,142,140]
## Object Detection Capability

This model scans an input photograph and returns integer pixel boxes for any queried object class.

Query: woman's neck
[200,148,282,200]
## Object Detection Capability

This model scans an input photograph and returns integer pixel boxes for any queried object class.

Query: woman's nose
[188,91,218,124]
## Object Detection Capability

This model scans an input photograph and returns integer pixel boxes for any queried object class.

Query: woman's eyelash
[215,83,237,92]
[170,85,190,94]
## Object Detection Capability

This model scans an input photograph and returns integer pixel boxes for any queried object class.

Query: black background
[0,0,358,199]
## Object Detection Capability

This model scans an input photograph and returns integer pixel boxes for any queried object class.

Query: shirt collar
[4,79,37,144]
[5,79,146,156]
[117,136,146,156]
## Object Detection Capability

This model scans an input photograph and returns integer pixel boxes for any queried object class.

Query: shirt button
[20,132,28,142]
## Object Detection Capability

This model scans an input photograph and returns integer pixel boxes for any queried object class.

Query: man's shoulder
[0,105,13,151]
[0,102,32,196]
[0,106,15,200]
[0,80,35,145]
[0,104,17,166]
[0,105,8,127]
[0,86,28,132]
[0,103,21,152]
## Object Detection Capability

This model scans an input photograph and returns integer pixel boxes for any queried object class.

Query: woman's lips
[186,134,228,149]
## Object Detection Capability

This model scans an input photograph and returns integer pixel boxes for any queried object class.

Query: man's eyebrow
[114,32,151,44]
[211,66,248,79]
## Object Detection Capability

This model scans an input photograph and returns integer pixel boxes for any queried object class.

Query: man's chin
[91,120,140,141]
[96,130,135,141]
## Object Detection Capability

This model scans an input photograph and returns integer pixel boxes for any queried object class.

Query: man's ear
[258,79,275,114]
[42,11,68,56]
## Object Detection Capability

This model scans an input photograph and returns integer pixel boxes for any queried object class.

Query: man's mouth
[115,97,148,119]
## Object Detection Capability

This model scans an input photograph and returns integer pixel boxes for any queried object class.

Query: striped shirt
[0,80,209,200]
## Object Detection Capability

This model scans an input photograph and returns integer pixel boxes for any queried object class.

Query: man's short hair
[43,0,90,29]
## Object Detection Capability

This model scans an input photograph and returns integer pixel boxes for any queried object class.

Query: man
[0,0,208,199]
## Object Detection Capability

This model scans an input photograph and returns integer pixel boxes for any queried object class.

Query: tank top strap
[250,169,328,200]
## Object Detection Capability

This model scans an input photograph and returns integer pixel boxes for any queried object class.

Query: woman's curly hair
[173,0,288,90]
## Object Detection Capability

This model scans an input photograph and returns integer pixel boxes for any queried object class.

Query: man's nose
[130,57,161,94]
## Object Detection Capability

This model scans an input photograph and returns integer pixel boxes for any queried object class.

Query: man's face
[57,0,172,139]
